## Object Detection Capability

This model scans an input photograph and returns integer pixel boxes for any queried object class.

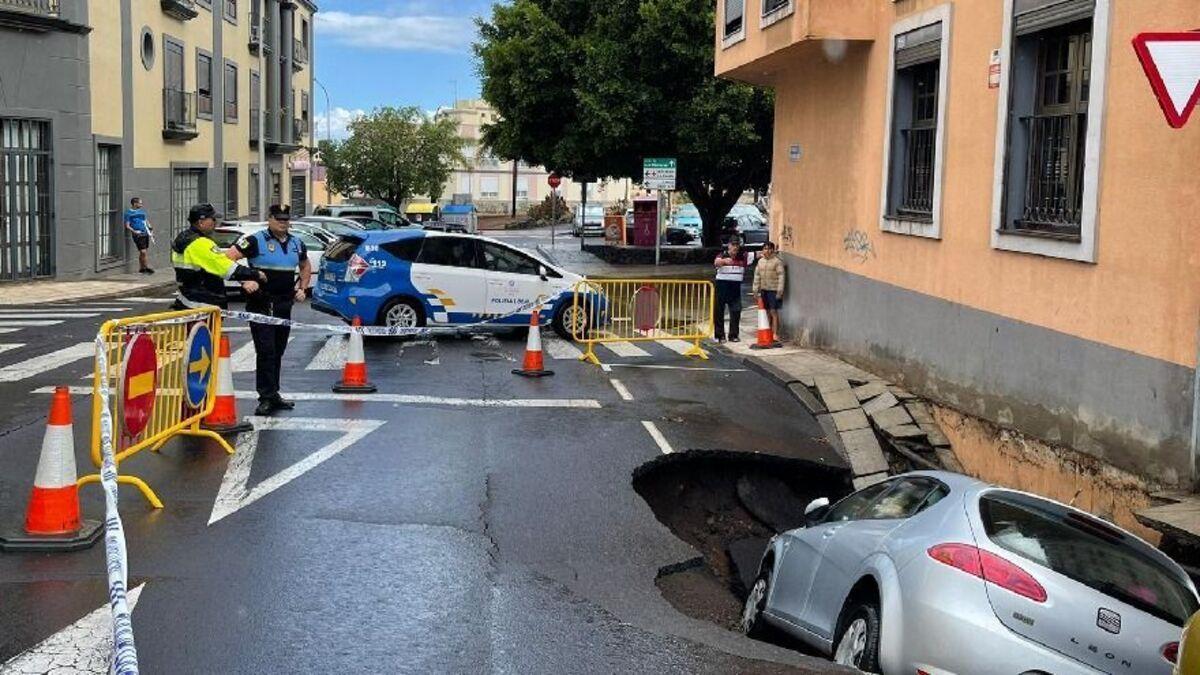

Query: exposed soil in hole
[634,450,851,630]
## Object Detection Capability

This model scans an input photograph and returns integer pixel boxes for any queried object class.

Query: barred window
[885,22,942,222]
[724,0,743,37]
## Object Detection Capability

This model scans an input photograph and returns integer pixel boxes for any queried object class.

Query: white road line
[38,386,604,409]
[641,421,674,455]
[0,329,18,334]
[0,343,93,382]
[306,335,346,370]
[209,417,386,525]
[607,363,747,373]
[0,321,61,327]
[658,339,697,355]
[600,341,651,358]
[0,344,24,357]
[0,584,145,673]
[542,336,584,360]
[40,307,132,312]
[111,297,173,303]
[609,378,633,401]
[0,313,97,320]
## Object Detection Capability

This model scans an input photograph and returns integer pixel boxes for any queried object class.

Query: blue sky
[313,0,494,138]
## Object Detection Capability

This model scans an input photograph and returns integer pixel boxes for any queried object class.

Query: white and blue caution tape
[93,334,140,674]
[176,294,551,337]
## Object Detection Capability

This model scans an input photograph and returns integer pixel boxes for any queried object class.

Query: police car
[312,230,591,339]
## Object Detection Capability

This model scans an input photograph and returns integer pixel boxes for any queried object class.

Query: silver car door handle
[822,529,838,539]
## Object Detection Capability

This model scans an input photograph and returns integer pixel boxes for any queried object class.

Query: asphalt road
[0,233,849,674]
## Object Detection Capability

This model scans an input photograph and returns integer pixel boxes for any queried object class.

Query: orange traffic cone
[0,386,101,552]
[203,335,254,434]
[333,317,377,393]
[750,296,781,350]
[513,307,554,378]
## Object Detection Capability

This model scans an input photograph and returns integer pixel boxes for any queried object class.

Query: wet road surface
[0,260,850,673]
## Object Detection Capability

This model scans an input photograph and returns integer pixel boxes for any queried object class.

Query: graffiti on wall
[843,228,876,263]
[780,222,794,246]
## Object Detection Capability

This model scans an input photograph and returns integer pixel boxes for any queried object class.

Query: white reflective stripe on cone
[215,354,235,395]
[527,323,542,353]
[33,425,77,489]
[347,330,365,363]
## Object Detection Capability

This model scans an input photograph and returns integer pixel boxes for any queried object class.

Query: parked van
[572,205,605,237]
[313,204,406,228]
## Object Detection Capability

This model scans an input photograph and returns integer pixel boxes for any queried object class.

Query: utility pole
[511,160,518,218]
[257,0,267,217]
[315,77,332,206]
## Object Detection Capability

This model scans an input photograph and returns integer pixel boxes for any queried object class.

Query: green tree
[476,0,773,245]
[319,107,463,209]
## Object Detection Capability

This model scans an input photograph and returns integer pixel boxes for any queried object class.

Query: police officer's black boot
[255,399,275,416]
[271,395,295,411]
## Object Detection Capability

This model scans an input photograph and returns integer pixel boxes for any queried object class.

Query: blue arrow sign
[184,323,214,409]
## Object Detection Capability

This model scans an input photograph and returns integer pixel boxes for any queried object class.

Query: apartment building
[716,0,1200,486]
[0,0,314,281]
[436,99,633,215]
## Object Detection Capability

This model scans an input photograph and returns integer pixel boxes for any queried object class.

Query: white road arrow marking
[208,416,386,526]
[0,584,145,674]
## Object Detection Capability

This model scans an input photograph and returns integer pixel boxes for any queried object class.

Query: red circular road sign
[121,333,157,437]
[548,173,562,189]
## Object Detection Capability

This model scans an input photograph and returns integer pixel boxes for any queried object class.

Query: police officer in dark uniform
[226,205,311,415]
[171,203,264,309]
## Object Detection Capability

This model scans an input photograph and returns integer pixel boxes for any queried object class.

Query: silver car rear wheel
[740,571,770,638]
[833,618,867,665]
[832,601,881,673]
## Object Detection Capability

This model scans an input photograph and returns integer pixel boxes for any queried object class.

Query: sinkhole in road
[633,450,851,631]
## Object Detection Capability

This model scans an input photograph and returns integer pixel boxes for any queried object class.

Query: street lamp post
[314,77,333,205]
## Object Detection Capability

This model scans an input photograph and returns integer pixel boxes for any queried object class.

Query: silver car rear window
[980,492,1198,626]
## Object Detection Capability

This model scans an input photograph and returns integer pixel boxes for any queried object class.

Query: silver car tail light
[1161,641,1179,664]
[928,543,1048,603]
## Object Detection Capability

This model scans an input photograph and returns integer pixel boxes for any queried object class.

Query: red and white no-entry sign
[1133,32,1200,129]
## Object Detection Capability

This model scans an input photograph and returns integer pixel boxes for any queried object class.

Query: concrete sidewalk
[717,309,960,490]
[0,273,174,305]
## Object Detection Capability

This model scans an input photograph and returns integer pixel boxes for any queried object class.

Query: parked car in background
[213,222,326,291]
[420,220,470,234]
[294,216,368,238]
[741,471,1198,674]
[441,204,478,234]
[403,202,439,225]
[722,212,769,251]
[313,204,407,229]
[343,216,392,231]
[667,204,702,246]
[572,204,605,237]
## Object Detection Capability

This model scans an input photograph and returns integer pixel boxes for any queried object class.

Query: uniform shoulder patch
[236,235,252,248]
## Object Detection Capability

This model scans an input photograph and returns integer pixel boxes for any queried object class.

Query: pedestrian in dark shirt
[713,237,754,342]
[124,197,154,274]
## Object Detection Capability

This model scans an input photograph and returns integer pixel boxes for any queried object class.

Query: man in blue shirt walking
[123,197,154,274]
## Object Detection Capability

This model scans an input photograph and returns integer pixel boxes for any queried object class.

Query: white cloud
[314,107,366,140]
[316,10,476,53]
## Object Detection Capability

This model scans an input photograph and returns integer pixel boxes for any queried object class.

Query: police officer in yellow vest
[171,203,264,309]
[227,204,312,415]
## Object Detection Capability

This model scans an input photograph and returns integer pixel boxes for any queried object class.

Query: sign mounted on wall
[788,144,802,162]
[988,49,1001,89]
[1132,32,1200,129]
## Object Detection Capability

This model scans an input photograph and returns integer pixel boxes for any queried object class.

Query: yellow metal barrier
[78,307,232,508]
[570,279,715,366]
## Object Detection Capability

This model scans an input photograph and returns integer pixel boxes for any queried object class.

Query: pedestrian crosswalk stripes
[542,336,584,361]
[306,336,346,371]
[0,330,719,387]
[0,343,93,382]
[0,313,99,320]
[599,341,651,358]
[231,337,295,372]
[658,339,697,356]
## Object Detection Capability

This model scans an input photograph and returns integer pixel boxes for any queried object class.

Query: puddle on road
[633,450,851,631]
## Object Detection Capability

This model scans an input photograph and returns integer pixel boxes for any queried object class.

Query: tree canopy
[319,107,463,209]
[476,0,773,244]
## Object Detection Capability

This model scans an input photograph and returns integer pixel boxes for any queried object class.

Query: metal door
[289,174,306,216]
[0,119,53,280]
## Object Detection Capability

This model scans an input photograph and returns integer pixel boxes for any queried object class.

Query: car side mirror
[804,497,830,526]
[539,265,548,281]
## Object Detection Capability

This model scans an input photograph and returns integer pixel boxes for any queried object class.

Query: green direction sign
[643,157,677,190]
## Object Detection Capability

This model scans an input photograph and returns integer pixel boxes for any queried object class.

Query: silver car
[740,471,1199,674]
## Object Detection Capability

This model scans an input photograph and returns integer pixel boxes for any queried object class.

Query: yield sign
[1133,32,1200,129]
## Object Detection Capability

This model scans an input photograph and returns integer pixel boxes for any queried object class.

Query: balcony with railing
[293,39,308,69]
[265,109,301,154]
[163,89,199,141]
[250,9,271,53]
[0,0,86,32]
[161,0,198,21]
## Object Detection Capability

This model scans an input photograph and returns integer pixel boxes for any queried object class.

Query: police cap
[268,204,292,221]
[187,202,222,224]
